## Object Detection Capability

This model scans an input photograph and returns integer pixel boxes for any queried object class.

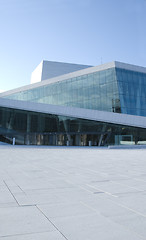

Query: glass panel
[116,68,146,116]
[3,68,120,113]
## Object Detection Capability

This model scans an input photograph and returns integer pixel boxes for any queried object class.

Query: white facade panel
[41,61,92,81]
[31,60,92,84]
[31,61,43,84]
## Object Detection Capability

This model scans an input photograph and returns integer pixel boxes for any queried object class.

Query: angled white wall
[31,61,43,84]
[31,60,92,84]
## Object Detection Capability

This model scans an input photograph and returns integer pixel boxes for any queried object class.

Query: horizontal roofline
[0,97,146,129]
[31,60,92,76]
[42,60,93,67]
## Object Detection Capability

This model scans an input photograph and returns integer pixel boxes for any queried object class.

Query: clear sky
[0,0,146,92]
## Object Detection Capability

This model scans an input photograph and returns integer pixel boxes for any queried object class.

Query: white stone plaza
[0,146,146,239]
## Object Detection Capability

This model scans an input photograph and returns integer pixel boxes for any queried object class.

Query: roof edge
[0,61,115,97]
[115,61,146,73]
[0,98,146,129]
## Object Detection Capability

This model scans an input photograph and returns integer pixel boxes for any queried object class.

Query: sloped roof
[0,97,146,129]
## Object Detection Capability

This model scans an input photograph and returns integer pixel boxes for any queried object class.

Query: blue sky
[0,0,146,91]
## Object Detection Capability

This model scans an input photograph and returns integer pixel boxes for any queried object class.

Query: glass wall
[0,106,146,146]
[116,68,146,116]
[3,67,146,117]
[3,68,121,113]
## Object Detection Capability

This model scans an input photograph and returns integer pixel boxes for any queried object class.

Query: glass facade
[1,64,146,146]
[116,68,146,116]
[4,66,146,117]
[3,68,121,113]
[1,106,146,146]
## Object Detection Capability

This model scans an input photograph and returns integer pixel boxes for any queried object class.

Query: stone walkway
[0,146,146,239]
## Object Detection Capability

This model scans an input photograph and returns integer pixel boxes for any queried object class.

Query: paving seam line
[36,205,69,240]
[3,180,20,206]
